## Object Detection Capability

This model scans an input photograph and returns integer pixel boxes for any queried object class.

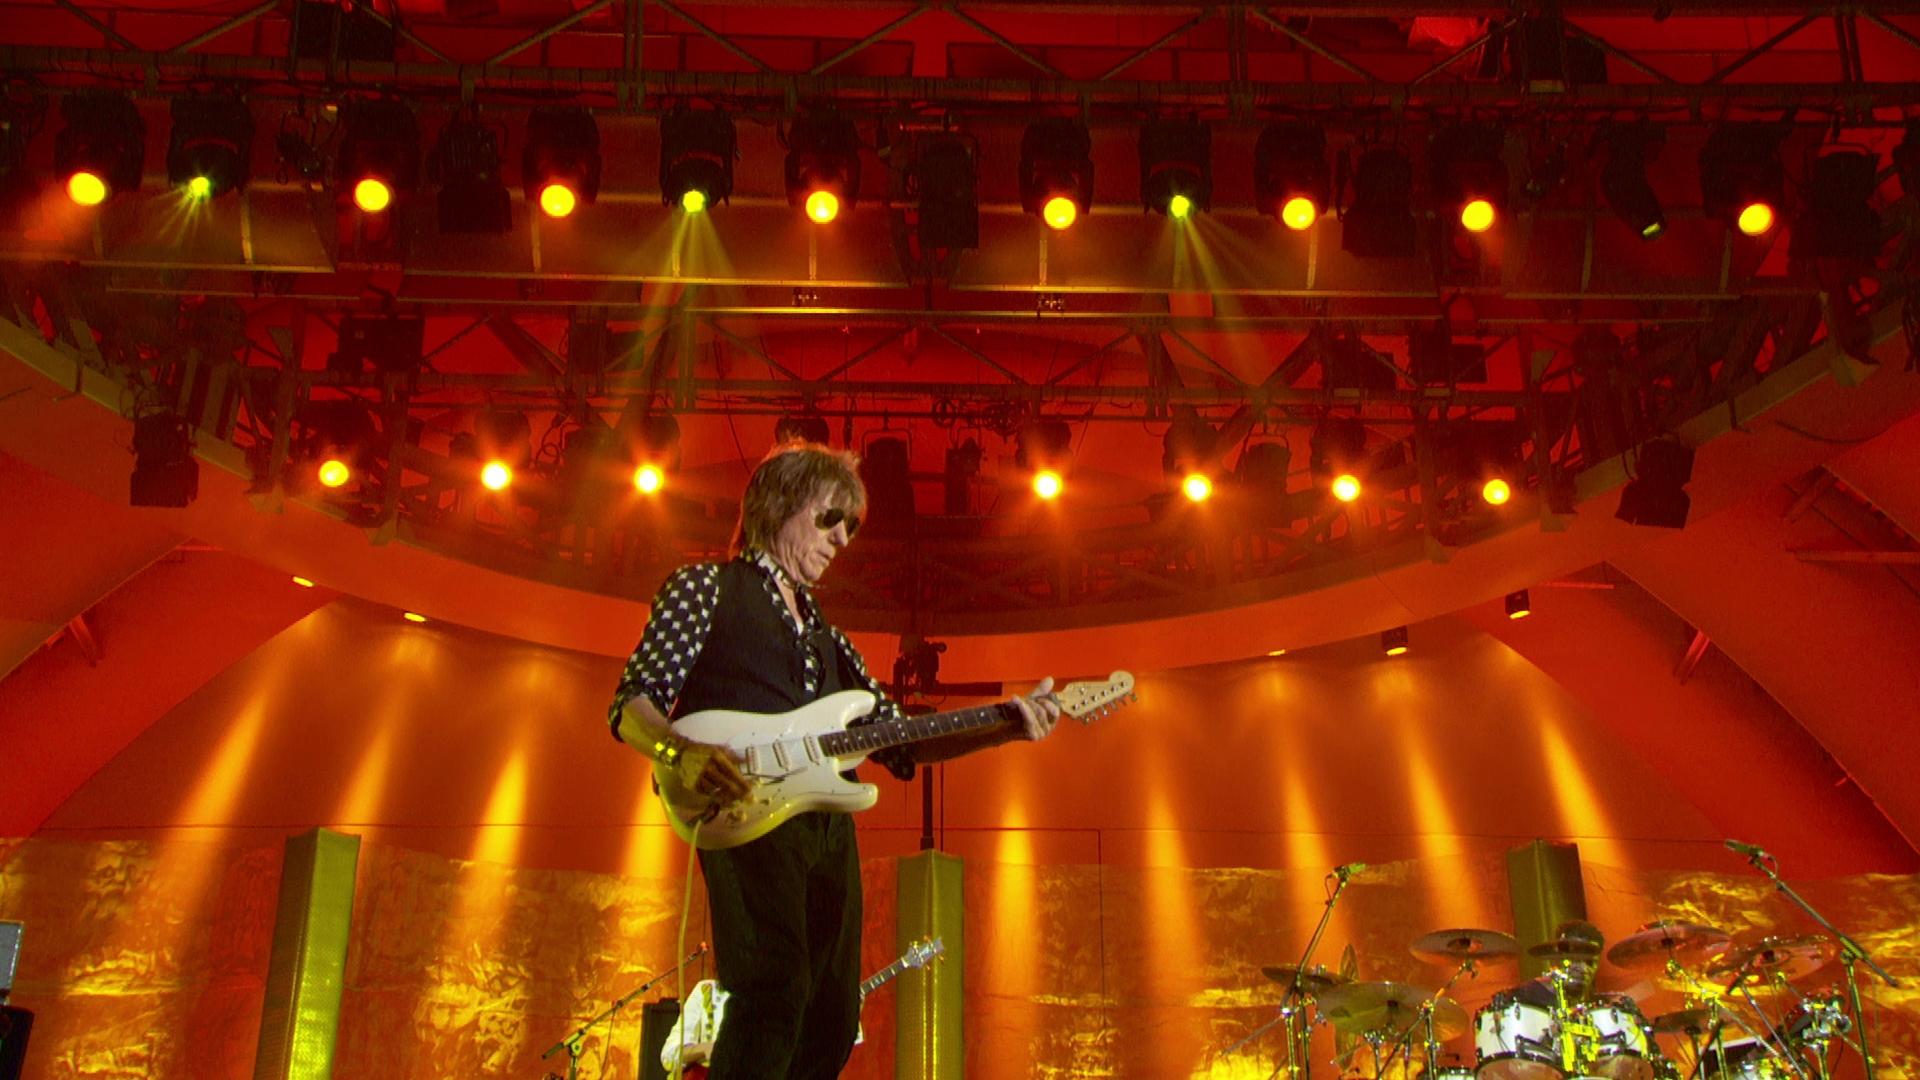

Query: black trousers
[699,811,863,1079]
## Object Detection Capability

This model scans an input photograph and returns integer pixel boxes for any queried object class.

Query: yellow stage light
[1482,477,1511,506]
[1331,473,1362,502]
[1460,198,1496,233]
[1281,195,1318,230]
[1042,195,1078,230]
[67,171,108,206]
[805,189,839,224]
[539,182,577,218]
[1181,473,1212,503]
[480,461,513,491]
[1737,201,1775,236]
[1032,469,1064,500]
[353,177,393,213]
[317,458,351,488]
[633,463,664,494]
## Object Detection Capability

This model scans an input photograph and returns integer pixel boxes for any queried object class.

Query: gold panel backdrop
[2,837,1915,1079]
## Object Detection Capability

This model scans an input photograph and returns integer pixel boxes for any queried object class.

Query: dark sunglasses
[814,506,861,538]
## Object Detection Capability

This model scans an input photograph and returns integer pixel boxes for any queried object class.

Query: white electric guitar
[655,672,1135,849]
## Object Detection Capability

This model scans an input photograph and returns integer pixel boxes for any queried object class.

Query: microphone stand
[1737,849,1900,1080]
[539,944,708,1080]
[1220,867,1361,1079]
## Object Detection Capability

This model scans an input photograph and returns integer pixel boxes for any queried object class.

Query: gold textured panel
[1506,840,1589,979]
[254,828,360,1080]
[895,851,964,1080]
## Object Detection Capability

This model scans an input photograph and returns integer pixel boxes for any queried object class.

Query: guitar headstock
[902,937,945,970]
[1055,671,1136,724]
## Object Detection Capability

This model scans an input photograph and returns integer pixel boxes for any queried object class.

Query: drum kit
[1241,921,1867,1080]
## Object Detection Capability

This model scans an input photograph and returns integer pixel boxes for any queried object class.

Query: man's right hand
[675,741,752,804]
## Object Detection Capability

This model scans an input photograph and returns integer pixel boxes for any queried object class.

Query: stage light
[1601,125,1666,241]
[317,458,352,488]
[1181,473,1213,503]
[1255,122,1330,231]
[55,94,145,205]
[1020,117,1093,231]
[130,412,198,507]
[524,106,600,219]
[1033,469,1064,500]
[292,576,316,588]
[633,462,664,494]
[1343,146,1416,257]
[1432,124,1509,234]
[1506,589,1532,619]
[786,108,859,225]
[1331,473,1362,502]
[1311,416,1370,499]
[1140,118,1210,218]
[432,112,511,234]
[1699,124,1783,237]
[403,611,427,623]
[661,108,735,211]
[480,460,513,490]
[1482,477,1512,505]
[1266,648,1288,657]
[1382,626,1409,656]
[1791,148,1882,260]
[167,95,252,200]
[915,133,979,249]
[337,100,419,214]
[1615,438,1695,529]
[353,178,391,213]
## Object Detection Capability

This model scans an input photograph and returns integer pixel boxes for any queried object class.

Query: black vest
[670,559,849,721]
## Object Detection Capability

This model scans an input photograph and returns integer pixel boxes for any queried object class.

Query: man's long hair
[733,442,866,556]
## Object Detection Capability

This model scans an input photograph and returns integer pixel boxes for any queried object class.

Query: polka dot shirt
[608,551,916,780]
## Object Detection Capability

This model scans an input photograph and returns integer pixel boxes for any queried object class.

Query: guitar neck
[860,957,914,999]
[819,701,1017,758]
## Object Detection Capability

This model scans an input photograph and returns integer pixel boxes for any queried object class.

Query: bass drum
[1475,993,1565,1080]
[1585,997,1658,1080]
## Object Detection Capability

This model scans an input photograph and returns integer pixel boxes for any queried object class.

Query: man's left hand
[1009,676,1063,741]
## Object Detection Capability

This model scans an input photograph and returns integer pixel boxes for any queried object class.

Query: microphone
[1724,839,1769,859]
[1332,861,1370,880]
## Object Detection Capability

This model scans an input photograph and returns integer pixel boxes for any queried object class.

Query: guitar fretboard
[860,959,911,999]
[819,702,1018,758]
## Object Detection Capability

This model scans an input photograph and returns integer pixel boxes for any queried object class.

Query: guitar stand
[538,944,708,1080]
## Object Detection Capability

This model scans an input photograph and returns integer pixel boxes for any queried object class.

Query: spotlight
[1140,118,1210,217]
[457,409,531,491]
[1791,148,1882,260]
[1342,147,1416,257]
[1382,625,1409,656]
[337,100,419,213]
[432,113,511,234]
[774,413,832,446]
[915,133,979,249]
[1017,418,1073,499]
[1482,477,1512,505]
[1432,125,1509,233]
[1311,416,1369,498]
[55,94,145,205]
[1255,122,1330,231]
[167,96,253,199]
[1505,589,1532,619]
[523,106,600,219]
[292,576,316,588]
[1615,438,1695,529]
[786,108,859,225]
[130,412,198,507]
[480,460,513,490]
[633,462,664,493]
[623,412,682,475]
[1020,117,1093,231]
[1699,125,1783,237]
[1161,411,1218,481]
[317,458,352,488]
[403,611,428,623]
[1600,125,1666,240]
[1181,473,1213,503]
[1266,648,1288,657]
[661,108,735,211]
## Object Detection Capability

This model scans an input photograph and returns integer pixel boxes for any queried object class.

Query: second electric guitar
[656,672,1135,849]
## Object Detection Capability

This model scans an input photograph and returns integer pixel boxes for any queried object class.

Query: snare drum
[1475,994,1565,1080]
[1584,997,1657,1080]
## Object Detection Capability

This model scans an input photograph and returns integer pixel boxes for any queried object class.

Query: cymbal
[1607,923,1731,971]
[1527,940,1602,962]
[1318,981,1470,1040]
[1262,963,1352,996]
[1707,935,1835,984]
[1412,929,1521,965]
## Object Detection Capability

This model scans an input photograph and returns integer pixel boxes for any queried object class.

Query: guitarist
[607,442,1062,1079]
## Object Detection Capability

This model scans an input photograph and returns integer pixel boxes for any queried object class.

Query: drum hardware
[1372,957,1480,1080]
[1265,964,1355,998]
[1220,863,1366,1078]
